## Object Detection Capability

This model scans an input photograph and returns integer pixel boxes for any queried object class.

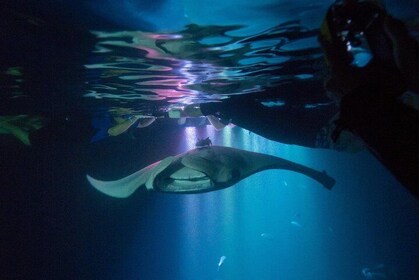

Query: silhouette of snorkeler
[319,0,419,198]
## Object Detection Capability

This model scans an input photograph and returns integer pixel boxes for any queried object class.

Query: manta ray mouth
[158,167,213,192]
[169,167,208,181]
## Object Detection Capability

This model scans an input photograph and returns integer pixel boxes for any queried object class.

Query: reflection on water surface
[1,1,418,280]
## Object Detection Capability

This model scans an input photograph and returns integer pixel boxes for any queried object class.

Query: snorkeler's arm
[206,115,227,130]
[383,15,419,92]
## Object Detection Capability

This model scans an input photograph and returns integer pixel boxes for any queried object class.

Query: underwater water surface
[1,0,418,280]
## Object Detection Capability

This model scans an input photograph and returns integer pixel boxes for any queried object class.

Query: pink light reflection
[135,88,187,98]
[148,34,183,40]
[134,46,178,61]
[136,78,189,86]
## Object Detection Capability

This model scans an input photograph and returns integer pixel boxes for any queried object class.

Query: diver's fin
[11,128,31,146]
[0,121,31,145]
[107,116,140,136]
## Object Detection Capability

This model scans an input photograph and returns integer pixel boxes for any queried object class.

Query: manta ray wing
[87,156,174,198]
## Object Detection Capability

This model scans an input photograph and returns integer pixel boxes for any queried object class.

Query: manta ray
[86,146,335,198]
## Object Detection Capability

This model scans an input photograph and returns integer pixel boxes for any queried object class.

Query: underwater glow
[221,126,233,147]
[180,195,201,275]
[179,189,237,279]
[175,125,326,279]
[204,125,216,142]
[183,126,199,150]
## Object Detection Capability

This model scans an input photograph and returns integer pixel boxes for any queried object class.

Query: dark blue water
[1,1,418,279]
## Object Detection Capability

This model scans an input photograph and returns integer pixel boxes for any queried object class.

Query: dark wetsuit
[200,96,338,148]
[337,84,419,199]
[332,57,419,198]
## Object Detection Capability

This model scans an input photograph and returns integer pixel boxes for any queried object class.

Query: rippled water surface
[1,1,418,280]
